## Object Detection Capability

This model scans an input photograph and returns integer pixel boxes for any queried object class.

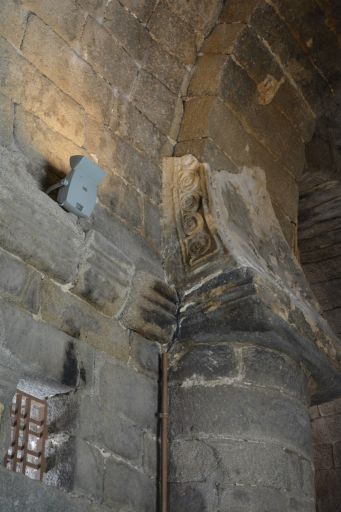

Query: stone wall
[310,398,341,512]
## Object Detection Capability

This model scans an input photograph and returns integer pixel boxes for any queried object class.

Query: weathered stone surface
[78,395,143,463]
[143,432,158,477]
[316,468,341,512]
[118,0,157,23]
[165,0,222,34]
[318,396,341,416]
[144,201,161,247]
[80,203,163,275]
[120,271,177,343]
[0,298,79,384]
[130,332,160,377]
[314,443,334,469]
[103,458,156,511]
[77,0,106,19]
[0,93,13,147]
[170,343,237,382]
[169,439,217,482]
[0,466,112,512]
[169,481,218,512]
[175,138,238,174]
[148,2,196,65]
[0,0,27,48]
[22,0,87,45]
[41,279,130,360]
[132,70,181,136]
[81,16,138,93]
[14,107,84,178]
[0,247,41,313]
[99,173,144,231]
[242,346,308,401]
[202,22,245,54]
[22,15,113,123]
[220,0,259,22]
[170,384,312,456]
[98,359,158,432]
[0,146,83,282]
[219,485,291,512]
[312,415,341,444]
[74,438,105,500]
[74,230,134,317]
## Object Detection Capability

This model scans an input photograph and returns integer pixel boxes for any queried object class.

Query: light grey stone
[0,146,84,283]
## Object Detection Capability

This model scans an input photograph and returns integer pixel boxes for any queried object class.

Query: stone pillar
[161,156,341,512]
[169,343,314,511]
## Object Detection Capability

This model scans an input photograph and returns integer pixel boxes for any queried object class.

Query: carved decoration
[172,155,225,269]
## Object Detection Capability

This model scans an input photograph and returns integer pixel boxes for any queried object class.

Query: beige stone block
[22,0,87,46]
[165,0,222,34]
[202,23,245,54]
[0,93,13,146]
[118,0,157,23]
[148,1,196,65]
[0,0,27,48]
[14,107,84,175]
[178,96,213,141]
[188,54,228,96]
[22,15,113,123]
[132,70,180,136]
[81,16,138,93]
[77,0,106,19]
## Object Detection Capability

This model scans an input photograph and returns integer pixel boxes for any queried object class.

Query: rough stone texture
[0,92,13,147]
[0,0,27,49]
[120,270,177,343]
[73,230,134,316]
[0,146,84,282]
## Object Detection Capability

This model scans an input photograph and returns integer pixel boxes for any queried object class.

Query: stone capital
[162,155,341,403]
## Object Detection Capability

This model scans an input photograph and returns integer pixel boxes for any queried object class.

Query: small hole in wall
[62,341,78,387]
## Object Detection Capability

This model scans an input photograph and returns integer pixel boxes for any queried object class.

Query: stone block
[118,0,157,23]
[142,39,188,95]
[0,146,84,282]
[250,3,327,114]
[165,0,222,34]
[318,397,341,416]
[104,0,151,62]
[81,16,138,93]
[219,485,289,512]
[316,468,341,512]
[202,22,245,54]
[22,0,87,46]
[0,246,41,313]
[99,173,144,231]
[14,107,85,181]
[334,440,341,468]
[120,271,177,342]
[74,438,105,500]
[0,92,13,147]
[0,466,113,512]
[98,359,158,432]
[132,70,181,136]
[169,481,218,511]
[130,332,160,377]
[144,201,161,248]
[103,458,156,511]
[148,2,196,65]
[112,98,171,163]
[0,298,78,384]
[73,230,134,317]
[0,36,25,103]
[143,432,158,477]
[170,384,312,457]
[312,415,341,444]
[314,443,334,469]
[80,202,163,275]
[219,57,306,179]
[22,15,113,123]
[41,279,130,361]
[170,343,237,383]
[175,138,238,173]
[242,346,308,401]
[169,439,217,482]
[0,0,27,48]
[207,438,313,496]
[21,71,86,147]
[77,0,106,19]
[188,54,228,96]
[80,396,143,463]
[220,0,259,22]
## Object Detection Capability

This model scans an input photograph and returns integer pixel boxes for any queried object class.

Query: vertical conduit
[161,352,169,512]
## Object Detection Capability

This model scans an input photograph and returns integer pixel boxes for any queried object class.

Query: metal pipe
[161,352,169,512]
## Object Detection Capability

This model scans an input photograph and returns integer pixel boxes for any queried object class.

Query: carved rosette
[173,155,224,269]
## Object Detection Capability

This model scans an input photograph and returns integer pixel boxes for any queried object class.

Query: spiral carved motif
[175,156,220,268]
